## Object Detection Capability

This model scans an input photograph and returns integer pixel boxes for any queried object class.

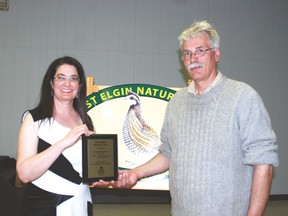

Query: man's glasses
[53,74,80,83]
[181,47,214,61]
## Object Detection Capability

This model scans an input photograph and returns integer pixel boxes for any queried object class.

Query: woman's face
[51,64,80,102]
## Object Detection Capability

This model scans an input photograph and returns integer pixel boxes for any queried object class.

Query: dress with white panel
[22,109,92,216]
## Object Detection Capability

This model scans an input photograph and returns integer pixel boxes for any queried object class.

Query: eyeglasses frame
[53,74,80,84]
[181,47,214,61]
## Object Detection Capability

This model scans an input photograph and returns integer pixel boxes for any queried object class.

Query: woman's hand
[62,124,94,149]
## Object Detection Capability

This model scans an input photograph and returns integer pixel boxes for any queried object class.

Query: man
[97,20,279,216]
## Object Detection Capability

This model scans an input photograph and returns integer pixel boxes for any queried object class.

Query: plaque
[82,134,118,183]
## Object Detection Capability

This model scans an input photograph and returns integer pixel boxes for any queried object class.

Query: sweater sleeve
[159,99,172,161]
[238,86,279,167]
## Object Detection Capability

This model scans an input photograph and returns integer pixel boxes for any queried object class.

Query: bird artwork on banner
[122,91,162,158]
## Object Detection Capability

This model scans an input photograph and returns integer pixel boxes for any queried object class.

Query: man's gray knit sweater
[159,75,279,216]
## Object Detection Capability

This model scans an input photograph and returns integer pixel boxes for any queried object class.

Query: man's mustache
[188,62,204,70]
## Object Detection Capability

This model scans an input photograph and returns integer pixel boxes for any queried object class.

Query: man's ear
[215,48,220,62]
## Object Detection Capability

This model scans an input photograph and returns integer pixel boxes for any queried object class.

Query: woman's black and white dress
[23,109,92,216]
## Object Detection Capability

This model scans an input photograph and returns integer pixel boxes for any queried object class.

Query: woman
[17,56,95,216]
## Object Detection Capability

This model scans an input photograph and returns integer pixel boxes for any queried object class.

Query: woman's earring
[51,89,54,96]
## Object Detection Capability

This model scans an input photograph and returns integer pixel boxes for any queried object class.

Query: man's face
[182,34,220,83]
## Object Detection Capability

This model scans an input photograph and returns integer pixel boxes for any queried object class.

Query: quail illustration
[122,91,161,157]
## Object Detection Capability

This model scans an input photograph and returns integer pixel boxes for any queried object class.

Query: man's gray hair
[178,20,220,50]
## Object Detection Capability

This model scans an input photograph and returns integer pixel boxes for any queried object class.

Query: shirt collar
[188,71,223,95]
